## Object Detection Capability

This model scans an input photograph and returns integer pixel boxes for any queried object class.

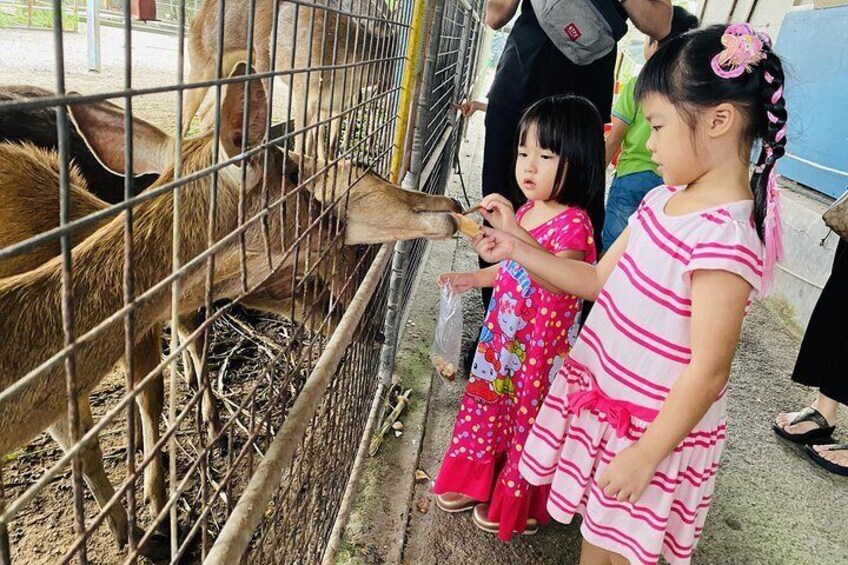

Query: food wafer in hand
[452,213,482,238]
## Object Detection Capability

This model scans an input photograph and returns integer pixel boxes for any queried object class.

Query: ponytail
[751,50,788,291]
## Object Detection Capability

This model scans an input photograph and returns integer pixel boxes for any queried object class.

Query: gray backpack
[530,0,628,65]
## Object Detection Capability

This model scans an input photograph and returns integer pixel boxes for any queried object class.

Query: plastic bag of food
[429,282,463,382]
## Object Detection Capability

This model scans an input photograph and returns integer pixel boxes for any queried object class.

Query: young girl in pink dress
[473,25,788,564]
[433,95,604,541]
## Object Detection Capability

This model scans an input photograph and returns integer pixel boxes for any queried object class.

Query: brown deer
[0,76,458,557]
[185,0,396,159]
[0,64,274,559]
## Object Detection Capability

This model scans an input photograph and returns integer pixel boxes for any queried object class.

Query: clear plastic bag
[430,283,463,382]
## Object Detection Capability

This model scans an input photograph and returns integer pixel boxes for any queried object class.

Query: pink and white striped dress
[518,186,764,565]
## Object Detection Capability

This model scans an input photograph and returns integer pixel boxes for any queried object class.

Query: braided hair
[634,24,788,242]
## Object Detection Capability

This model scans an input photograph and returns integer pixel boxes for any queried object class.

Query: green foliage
[0,2,79,31]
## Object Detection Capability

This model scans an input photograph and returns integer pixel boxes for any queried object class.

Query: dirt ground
[342,115,848,564]
[0,25,189,132]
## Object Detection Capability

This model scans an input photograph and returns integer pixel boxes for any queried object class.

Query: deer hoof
[134,526,171,563]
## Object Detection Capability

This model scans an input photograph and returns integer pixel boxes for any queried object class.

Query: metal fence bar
[119,0,140,559]
[50,0,89,561]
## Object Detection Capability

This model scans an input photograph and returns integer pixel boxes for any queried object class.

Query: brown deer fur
[185,0,395,159]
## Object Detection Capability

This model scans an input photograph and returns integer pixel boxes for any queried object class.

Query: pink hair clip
[711,23,770,79]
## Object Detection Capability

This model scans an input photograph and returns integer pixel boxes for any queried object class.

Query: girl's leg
[578,539,613,565]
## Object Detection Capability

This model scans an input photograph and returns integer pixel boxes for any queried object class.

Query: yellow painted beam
[390,0,428,183]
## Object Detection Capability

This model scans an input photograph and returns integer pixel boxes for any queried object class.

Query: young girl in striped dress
[472,24,788,564]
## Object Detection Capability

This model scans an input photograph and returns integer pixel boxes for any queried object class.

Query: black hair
[515,94,606,254]
[635,24,787,241]
[658,6,700,46]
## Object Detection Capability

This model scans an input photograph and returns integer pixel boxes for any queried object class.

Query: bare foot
[775,408,833,435]
[811,444,848,468]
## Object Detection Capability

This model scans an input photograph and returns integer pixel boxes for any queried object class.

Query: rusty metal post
[389,0,429,182]
[376,238,413,388]
[398,0,439,180]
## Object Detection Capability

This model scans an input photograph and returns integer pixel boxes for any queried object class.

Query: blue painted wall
[775,7,848,199]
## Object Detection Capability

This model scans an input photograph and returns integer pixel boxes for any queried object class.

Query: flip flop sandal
[804,443,848,477]
[471,503,539,536]
[435,493,478,513]
[772,406,836,444]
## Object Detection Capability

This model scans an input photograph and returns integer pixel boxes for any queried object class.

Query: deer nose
[450,198,462,212]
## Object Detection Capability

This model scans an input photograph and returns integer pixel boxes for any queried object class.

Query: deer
[0,64,278,559]
[0,74,459,558]
[0,85,164,204]
[185,0,396,159]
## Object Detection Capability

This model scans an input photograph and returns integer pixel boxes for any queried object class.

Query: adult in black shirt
[478,0,672,307]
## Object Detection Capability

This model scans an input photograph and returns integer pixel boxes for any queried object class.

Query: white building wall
[697,0,813,39]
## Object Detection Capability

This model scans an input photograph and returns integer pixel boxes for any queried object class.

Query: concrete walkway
[342,116,848,565]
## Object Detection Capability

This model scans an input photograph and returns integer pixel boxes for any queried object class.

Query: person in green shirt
[602,6,699,250]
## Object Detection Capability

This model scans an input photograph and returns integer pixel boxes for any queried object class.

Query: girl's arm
[531,250,585,293]
[474,226,630,300]
[605,117,628,167]
[439,264,500,293]
[598,269,752,503]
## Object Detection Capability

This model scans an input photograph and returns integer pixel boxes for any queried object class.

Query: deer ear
[220,62,268,159]
[68,95,173,176]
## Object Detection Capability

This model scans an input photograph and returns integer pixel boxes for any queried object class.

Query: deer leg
[48,398,129,547]
[177,313,223,445]
[131,329,168,525]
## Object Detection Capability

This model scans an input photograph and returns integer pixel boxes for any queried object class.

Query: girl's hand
[597,445,660,504]
[472,228,517,264]
[438,272,477,294]
[479,194,518,234]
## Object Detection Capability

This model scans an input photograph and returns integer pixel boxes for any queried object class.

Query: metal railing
[400,0,482,306]
[0,0,482,563]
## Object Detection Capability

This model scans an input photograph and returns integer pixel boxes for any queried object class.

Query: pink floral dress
[433,203,597,541]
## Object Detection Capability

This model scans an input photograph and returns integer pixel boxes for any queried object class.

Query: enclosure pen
[0,0,483,563]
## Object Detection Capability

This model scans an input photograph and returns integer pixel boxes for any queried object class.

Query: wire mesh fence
[0,0,481,563]
[398,0,482,308]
